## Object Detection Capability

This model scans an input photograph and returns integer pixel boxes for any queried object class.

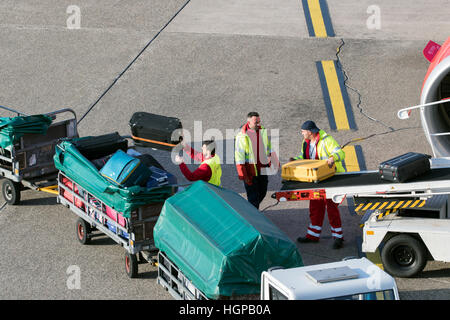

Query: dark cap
[247,111,260,118]
[301,120,320,133]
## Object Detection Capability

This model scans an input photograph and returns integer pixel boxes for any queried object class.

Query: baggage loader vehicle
[54,133,176,278]
[0,106,78,204]
[272,159,450,278]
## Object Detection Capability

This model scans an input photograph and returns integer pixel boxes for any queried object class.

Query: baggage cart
[57,171,167,278]
[0,106,78,204]
[157,251,208,300]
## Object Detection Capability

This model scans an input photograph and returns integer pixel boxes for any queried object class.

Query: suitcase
[61,177,85,209]
[99,149,151,187]
[134,153,164,171]
[281,159,336,183]
[73,132,128,160]
[129,112,183,151]
[105,205,127,228]
[378,152,431,183]
[146,165,178,189]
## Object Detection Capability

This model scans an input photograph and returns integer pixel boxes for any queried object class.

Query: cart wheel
[125,252,138,278]
[76,218,91,245]
[381,234,427,278]
[2,179,21,205]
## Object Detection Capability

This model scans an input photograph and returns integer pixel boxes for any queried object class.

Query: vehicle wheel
[76,218,91,245]
[381,234,427,278]
[125,252,138,278]
[2,179,21,205]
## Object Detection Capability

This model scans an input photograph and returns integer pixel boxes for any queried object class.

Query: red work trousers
[306,199,343,241]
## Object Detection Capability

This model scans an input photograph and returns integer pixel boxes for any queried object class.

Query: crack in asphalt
[334,38,421,148]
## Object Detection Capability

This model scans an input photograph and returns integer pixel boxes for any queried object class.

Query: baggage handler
[290,120,346,249]
[175,139,222,187]
[235,112,279,209]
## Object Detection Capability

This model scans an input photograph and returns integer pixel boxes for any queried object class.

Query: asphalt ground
[1,1,450,300]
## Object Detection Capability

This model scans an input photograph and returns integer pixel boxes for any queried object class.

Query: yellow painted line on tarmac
[307,0,328,38]
[321,60,350,130]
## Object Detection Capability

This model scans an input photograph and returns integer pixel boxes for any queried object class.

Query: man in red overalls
[290,120,345,249]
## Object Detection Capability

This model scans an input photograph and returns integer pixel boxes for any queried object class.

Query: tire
[76,218,91,245]
[2,179,21,205]
[381,234,427,278]
[125,252,138,278]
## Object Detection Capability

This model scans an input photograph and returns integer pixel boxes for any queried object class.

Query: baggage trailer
[57,171,168,278]
[272,160,450,278]
[154,181,303,300]
[54,133,177,278]
[0,107,78,204]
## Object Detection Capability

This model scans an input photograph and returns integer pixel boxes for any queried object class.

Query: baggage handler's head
[202,139,216,158]
[247,112,261,130]
[301,120,320,140]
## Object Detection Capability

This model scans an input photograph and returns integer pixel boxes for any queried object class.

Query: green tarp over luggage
[54,138,173,217]
[154,181,303,299]
[0,114,52,149]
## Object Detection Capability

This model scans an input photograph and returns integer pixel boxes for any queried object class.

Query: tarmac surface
[1,1,450,300]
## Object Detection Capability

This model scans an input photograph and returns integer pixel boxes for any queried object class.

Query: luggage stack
[64,132,178,241]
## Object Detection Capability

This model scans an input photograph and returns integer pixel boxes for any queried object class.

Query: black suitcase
[129,112,183,151]
[73,132,128,160]
[134,153,165,171]
[378,152,431,183]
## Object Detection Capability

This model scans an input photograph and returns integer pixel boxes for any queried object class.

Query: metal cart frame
[157,251,208,300]
[0,106,78,204]
[57,171,163,278]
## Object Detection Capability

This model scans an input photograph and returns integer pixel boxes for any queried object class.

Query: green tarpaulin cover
[0,114,53,149]
[154,181,303,299]
[54,138,173,217]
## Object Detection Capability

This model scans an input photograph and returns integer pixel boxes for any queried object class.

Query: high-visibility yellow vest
[201,154,222,186]
[235,126,271,176]
[294,129,346,173]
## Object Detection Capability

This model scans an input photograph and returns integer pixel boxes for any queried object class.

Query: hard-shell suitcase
[281,159,336,183]
[129,112,183,151]
[134,153,164,171]
[99,149,151,187]
[73,132,128,160]
[378,152,431,183]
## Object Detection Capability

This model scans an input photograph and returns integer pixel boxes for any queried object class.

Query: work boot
[332,238,344,249]
[297,236,319,243]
